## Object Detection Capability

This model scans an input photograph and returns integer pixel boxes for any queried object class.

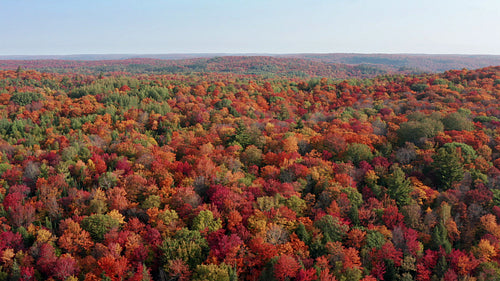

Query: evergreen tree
[384,165,413,207]
[432,146,464,190]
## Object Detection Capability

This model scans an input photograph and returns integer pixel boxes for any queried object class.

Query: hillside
[0,56,388,79]
[2,54,500,79]
[289,53,500,72]
[0,65,499,279]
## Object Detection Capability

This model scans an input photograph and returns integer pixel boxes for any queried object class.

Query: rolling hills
[1,54,499,79]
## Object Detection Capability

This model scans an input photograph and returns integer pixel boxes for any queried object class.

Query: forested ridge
[0,65,499,280]
[0,57,389,79]
[2,54,500,75]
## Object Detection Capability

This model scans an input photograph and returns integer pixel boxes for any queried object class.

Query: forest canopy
[0,63,498,280]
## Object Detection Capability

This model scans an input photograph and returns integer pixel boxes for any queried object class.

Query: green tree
[233,122,252,148]
[442,111,474,131]
[10,92,44,106]
[161,228,209,268]
[432,203,452,253]
[442,142,476,163]
[284,195,307,216]
[295,223,311,245]
[397,118,443,145]
[384,165,413,206]
[192,263,237,281]
[410,83,429,92]
[492,189,500,206]
[341,187,363,208]
[365,230,386,250]
[192,210,222,233]
[314,215,349,244]
[432,221,452,253]
[81,214,120,241]
[240,145,263,167]
[344,143,373,164]
[432,146,464,190]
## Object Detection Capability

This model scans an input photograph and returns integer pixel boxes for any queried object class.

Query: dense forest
[0,63,499,280]
[289,54,500,73]
[2,54,500,74]
[2,54,500,79]
[0,57,390,79]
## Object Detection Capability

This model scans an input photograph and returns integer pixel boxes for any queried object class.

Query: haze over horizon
[1,0,500,56]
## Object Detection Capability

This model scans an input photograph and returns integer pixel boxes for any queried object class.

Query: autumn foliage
[0,63,498,280]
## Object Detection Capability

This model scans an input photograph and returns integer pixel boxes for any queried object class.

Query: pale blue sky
[1,0,499,55]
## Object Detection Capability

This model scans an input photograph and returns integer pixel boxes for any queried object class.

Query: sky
[1,0,499,55]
